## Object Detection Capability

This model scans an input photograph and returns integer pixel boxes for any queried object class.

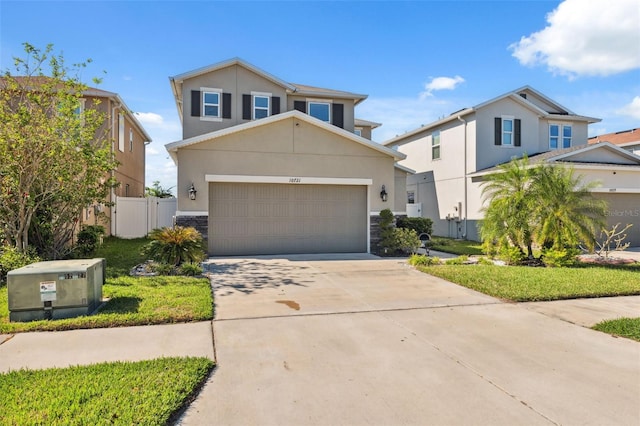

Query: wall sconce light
[380,185,388,202]
[188,183,197,201]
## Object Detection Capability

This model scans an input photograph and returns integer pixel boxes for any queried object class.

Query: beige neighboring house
[384,86,640,246]
[166,58,407,256]
[79,87,152,235]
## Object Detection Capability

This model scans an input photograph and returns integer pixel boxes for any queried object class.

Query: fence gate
[113,196,177,238]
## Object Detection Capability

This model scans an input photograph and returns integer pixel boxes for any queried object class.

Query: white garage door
[209,183,368,255]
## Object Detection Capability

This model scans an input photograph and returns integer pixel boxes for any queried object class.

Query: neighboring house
[384,86,640,246]
[589,128,640,156]
[79,87,152,236]
[165,58,407,255]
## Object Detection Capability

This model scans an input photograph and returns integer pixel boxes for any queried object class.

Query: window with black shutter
[332,103,344,128]
[293,100,306,113]
[242,94,251,120]
[271,97,280,115]
[222,93,231,119]
[191,90,201,117]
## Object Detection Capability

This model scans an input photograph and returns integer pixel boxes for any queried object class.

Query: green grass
[417,263,640,302]
[0,357,214,425]
[0,276,213,333]
[429,237,484,256]
[592,318,640,342]
[93,236,149,278]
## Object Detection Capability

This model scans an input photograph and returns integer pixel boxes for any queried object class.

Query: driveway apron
[179,255,640,426]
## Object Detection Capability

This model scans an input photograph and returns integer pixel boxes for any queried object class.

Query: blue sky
[1,0,638,194]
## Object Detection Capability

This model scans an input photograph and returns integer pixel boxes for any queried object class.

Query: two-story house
[384,86,640,246]
[79,87,152,235]
[165,58,407,256]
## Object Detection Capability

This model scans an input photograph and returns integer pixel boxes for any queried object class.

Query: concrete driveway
[179,254,640,425]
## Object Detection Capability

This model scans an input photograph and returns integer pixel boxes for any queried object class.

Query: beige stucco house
[79,87,152,235]
[384,86,640,246]
[166,58,407,255]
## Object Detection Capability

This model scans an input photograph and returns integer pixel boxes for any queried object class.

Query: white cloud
[510,0,640,78]
[357,95,461,143]
[421,76,465,98]
[146,145,160,155]
[617,96,640,119]
[135,112,165,126]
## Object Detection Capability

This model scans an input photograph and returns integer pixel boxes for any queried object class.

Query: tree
[479,155,537,258]
[0,43,118,257]
[531,165,606,251]
[145,180,174,198]
[479,156,607,260]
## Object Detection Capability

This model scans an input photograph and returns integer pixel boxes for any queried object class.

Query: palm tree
[479,156,538,258]
[531,165,607,251]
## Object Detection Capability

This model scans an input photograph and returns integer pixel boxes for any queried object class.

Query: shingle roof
[589,128,640,146]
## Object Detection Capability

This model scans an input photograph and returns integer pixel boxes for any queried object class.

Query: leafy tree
[0,43,117,257]
[531,165,606,251]
[479,156,537,258]
[480,156,607,261]
[145,180,174,198]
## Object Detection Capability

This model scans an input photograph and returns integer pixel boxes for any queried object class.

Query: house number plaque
[289,178,301,183]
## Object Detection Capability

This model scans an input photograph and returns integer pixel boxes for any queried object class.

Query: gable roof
[589,128,640,148]
[169,58,368,123]
[165,110,405,163]
[1,76,151,143]
[470,142,640,177]
[383,85,600,147]
[355,118,382,129]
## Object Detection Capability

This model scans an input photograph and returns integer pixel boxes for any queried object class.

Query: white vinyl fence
[112,196,177,238]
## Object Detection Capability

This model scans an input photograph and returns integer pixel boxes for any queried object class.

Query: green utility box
[7,258,105,322]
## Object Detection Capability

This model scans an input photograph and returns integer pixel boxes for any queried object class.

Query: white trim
[176,211,208,216]
[308,101,331,123]
[206,174,373,186]
[251,91,271,120]
[201,87,222,119]
[591,188,640,194]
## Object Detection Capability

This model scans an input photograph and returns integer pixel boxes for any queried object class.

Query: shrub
[396,216,433,236]
[477,257,494,266]
[74,225,105,257]
[542,247,580,268]
[498,246,525,265]
[408,254,441,266]
[151,262,175,276]
[179,262,203,276]
[445,255,469,265]
[141,226,206,266]
[0,246,41,283]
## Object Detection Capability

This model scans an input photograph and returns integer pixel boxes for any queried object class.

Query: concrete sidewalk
[0,321,215,373]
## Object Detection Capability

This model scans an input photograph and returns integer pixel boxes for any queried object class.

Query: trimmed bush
[445,255,469,265]
[0,246,40,283]
[542,247,580,268]
[396,216,433,236]
[498,246,525,265]
[179,262,204,276]
[74,225,105,257]
[408,254,441,266]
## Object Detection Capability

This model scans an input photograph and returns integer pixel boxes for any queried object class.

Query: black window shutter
[332,103,344,128]
[271,97,280,115]
[191,90,201,117]
[514,119,521,147]
[494,117,502,145]
[222,93,232,119]
[294,100,306,113]
[242,94,251,120]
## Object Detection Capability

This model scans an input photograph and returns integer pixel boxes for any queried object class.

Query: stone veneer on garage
[175,215,208,245]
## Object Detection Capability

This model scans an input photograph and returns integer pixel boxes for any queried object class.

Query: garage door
[596,193,640,247]
[209,183,367,255]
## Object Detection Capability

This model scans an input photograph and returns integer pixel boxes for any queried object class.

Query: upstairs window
[309,102,330,122]
[118,114,125,152]
[549,124,572,149]
[354,128,362,137]
[191,89,231,120]
[203,90,221,118]
[129,129,134,152]
[494,117,521,147]
[432,130,441,160]
[502,118,514,146]
[253,93,270,119]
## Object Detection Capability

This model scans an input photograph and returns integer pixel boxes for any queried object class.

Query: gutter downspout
[111,101,118,237]
[457,115,468,239]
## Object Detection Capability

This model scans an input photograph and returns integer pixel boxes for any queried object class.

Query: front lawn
[94,236,149,278]
[0,357,214,425]
[0,276,213,333]
[429,237,484,256]
[417,263,640,302]
[593,317,640,342]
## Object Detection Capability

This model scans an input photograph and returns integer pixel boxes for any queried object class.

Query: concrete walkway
[1,254,638,425]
